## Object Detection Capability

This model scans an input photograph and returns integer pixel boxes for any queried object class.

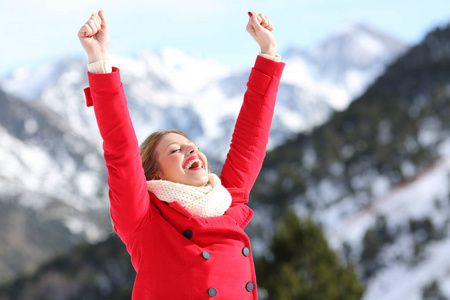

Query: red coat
[84,56,285,299]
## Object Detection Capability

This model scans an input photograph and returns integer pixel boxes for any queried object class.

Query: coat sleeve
[84,67,151,237]
[220,56,285,194]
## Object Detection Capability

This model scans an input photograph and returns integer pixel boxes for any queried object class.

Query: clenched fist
[246,12,278,57]
[78,10,110,63]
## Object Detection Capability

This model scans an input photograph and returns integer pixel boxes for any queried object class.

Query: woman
[78,10,284,299]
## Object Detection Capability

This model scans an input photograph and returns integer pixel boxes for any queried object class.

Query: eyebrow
[165,140,194,150]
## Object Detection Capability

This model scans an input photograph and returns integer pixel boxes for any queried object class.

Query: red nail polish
[248,12,253,17]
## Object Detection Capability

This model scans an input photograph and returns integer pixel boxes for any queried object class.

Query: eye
[171,148,181,154]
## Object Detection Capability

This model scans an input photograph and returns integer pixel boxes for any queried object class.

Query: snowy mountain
[251,21,450,300]
[0,89,110,282]
[0,21,409,283]
[2,21,409,156]
[327,151,450,300]
[283,21,410,111]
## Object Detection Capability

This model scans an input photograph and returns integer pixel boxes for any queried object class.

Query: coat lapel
[149,187,254,229]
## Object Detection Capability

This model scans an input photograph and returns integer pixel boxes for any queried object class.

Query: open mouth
[183,156,203,170]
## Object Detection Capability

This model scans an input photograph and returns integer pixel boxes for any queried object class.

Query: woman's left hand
[246,12,277,56]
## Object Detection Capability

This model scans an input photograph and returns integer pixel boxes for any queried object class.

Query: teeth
[184,158,201,169]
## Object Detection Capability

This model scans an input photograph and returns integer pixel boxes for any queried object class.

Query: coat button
[246,282,255,291]
[183,229,193,239]
[242,246,250,256]
[202,251,211,260]
[208,287,217,297]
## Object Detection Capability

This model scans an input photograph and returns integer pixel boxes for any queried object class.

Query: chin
[193,175,210,187]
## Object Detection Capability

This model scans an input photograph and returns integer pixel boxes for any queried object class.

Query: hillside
[251,22,450,300]
[0,235,134,300]
[0,89,109,282]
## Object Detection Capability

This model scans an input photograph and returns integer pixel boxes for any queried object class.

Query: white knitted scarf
[147,174,232,218]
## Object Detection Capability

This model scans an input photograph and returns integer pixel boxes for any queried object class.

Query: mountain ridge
[250,20,450,299]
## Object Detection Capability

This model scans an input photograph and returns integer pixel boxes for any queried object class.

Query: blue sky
[1,0,449,75]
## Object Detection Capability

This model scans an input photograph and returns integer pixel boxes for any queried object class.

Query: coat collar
[149,187,253,228]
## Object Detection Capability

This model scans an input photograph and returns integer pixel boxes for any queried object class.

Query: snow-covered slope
[283,21,409,111]
[325,142,450,300]
[0,89,108,238]
[0,88,109,282]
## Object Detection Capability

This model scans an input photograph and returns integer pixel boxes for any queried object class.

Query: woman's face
[155,133,209,187]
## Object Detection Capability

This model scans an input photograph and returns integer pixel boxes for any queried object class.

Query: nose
[188,145,198,154]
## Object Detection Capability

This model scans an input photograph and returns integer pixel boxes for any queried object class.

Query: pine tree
[422,280,448,300]
[255,211,365,300]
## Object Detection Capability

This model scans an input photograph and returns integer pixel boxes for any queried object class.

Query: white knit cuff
[87,60,112,74]
[258,52,282,62]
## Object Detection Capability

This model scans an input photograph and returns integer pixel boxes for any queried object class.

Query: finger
[247,11,259,28]
[80,24,94,38]
[91,13,104,31]
[259,13,268,27]
[248,11,270,38]
[93,17,102,31]
[90,13,101,26]
[249,12,261,23]
[248,11,264,29]
[98,10,108,29]
[87,19,100,34]
[256,14,262,24]
[91,14,102,30]
[266,16,274,31]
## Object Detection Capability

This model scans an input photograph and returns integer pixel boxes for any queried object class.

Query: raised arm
[220,12,285,193]
[78,11,151,237]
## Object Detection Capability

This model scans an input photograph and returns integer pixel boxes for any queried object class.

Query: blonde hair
[140,129,190,180]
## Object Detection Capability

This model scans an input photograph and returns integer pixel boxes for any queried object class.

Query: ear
[155,170,163,180]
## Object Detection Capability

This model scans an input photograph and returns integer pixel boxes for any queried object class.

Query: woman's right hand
[77,10,110,63]
[246,12,277,57]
